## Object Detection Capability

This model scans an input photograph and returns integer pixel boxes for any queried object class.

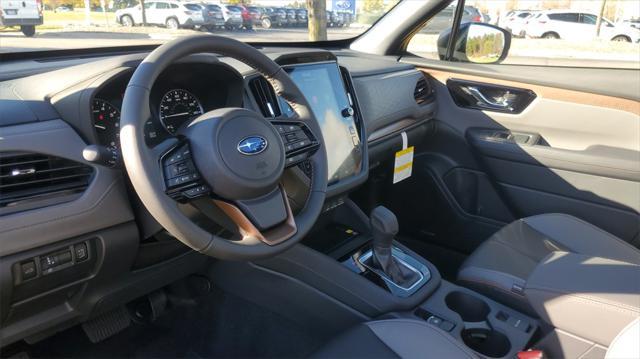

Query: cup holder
[461,328,511,358]
[445,291,490,322]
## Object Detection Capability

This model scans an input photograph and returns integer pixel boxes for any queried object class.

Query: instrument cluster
[90,62,244,151]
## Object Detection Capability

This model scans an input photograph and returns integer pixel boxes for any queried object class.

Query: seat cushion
[458,214,640,314]
[312,319,477,359]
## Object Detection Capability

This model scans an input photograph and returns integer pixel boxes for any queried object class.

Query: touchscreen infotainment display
[285,62,362,184]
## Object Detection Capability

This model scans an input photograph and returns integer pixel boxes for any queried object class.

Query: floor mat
[23,287,321,359]
[398,236,468,282]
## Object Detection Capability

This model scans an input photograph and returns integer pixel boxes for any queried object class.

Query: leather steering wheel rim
[120,35,327,260]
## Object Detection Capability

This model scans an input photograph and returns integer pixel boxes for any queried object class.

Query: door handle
[464,86,513,111]
[446,79,536,114]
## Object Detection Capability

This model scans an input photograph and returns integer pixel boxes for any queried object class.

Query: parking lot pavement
[0,27,362,53]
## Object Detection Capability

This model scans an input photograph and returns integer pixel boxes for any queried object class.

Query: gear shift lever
[370,206,419,287]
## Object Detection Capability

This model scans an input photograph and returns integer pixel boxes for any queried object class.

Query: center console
[303,202,539,359]
[215,54,539,358]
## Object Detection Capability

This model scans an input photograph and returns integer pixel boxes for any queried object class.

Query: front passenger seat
[458,213,640,314]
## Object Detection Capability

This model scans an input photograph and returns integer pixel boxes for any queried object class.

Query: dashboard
[0,47,435,347]
[89,57,368,191]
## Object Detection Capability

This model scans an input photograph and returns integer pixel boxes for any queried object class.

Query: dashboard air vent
[0,152,94,210]
[414,77,434,105]
[249,76,281,118]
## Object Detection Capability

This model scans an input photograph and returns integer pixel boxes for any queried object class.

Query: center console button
[426,315,442,326]
[75,243,88,262]
[58,251,72,264]
[439,320,455,332]
[21,261,37,280]
[41,255,57,270]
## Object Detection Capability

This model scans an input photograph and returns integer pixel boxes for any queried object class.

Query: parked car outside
[510,11,538,37]
[621,18,640,30]
[295,9,307,27]
[54,5,72,12]
[219,4,242,30]
[499,10,534,34]
[346,12,355,26]
[285,8,297,27]
[245,6,264,27]
[420,5,484,34]
[0,0,42,36]
[201,3,225,31]
[262,7,285,28]
[326,10,344,27]
[234,5,253,30]
[115,0,205,29]
[525,10,640,42]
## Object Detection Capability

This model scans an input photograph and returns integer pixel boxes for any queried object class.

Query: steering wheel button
[167,178,179,187]
[285,133,297,142]
[184,185,210,198]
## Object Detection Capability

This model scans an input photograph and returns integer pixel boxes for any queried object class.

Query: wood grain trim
[421,68,640,116]
[213,187,297,246]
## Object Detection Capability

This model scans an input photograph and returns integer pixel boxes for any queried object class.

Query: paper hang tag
[393,132,413,184]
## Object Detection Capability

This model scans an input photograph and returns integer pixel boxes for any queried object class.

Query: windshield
[0,0,399,53]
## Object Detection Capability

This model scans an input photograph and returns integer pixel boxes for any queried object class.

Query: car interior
[1,0,639,358]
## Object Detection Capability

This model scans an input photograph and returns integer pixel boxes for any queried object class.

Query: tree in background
[140,0,146,25]
[287,1,304,8]
[363,0,383,13]
[595,0,607,36]
[505,0,518,11]
[307,0,326,41]
[541,0,572,9]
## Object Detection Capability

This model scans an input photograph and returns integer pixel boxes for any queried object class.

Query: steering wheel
[120,35,328,260]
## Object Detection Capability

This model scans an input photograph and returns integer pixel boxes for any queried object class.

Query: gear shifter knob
[369,206,418,287]
[370,206,398,269]
[370,206,398,246]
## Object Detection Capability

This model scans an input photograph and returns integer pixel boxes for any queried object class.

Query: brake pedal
[82,306,131,343]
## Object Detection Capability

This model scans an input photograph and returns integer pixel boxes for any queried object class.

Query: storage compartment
[461,328,511,358]
[445,291,490,322]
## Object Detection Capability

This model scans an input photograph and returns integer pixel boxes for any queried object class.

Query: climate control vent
[0,152,94,211]
[249,76,281,118]
[414,77,434,105]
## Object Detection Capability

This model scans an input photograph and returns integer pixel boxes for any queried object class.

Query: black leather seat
[312,319,477,358]
[458,213,640,314]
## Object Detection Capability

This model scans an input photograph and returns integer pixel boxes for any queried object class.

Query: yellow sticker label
[393,146,414,184]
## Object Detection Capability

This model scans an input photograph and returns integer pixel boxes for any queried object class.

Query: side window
[549,13,579,23]
[155,2,168,10]
[405,6,455,60]
[406,1,640,69]
[143,2,154,9]
[580,13,597,24]
[170,4,178,9]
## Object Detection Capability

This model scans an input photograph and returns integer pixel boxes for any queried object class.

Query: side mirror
[437,22,511,64]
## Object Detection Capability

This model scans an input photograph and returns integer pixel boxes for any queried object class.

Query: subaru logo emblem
[237,136,268,155]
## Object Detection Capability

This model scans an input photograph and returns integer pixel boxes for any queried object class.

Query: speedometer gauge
[158,89,204,134]
[92,98,120,150]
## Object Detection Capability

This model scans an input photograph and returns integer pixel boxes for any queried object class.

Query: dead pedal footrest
[81,306,131,343]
